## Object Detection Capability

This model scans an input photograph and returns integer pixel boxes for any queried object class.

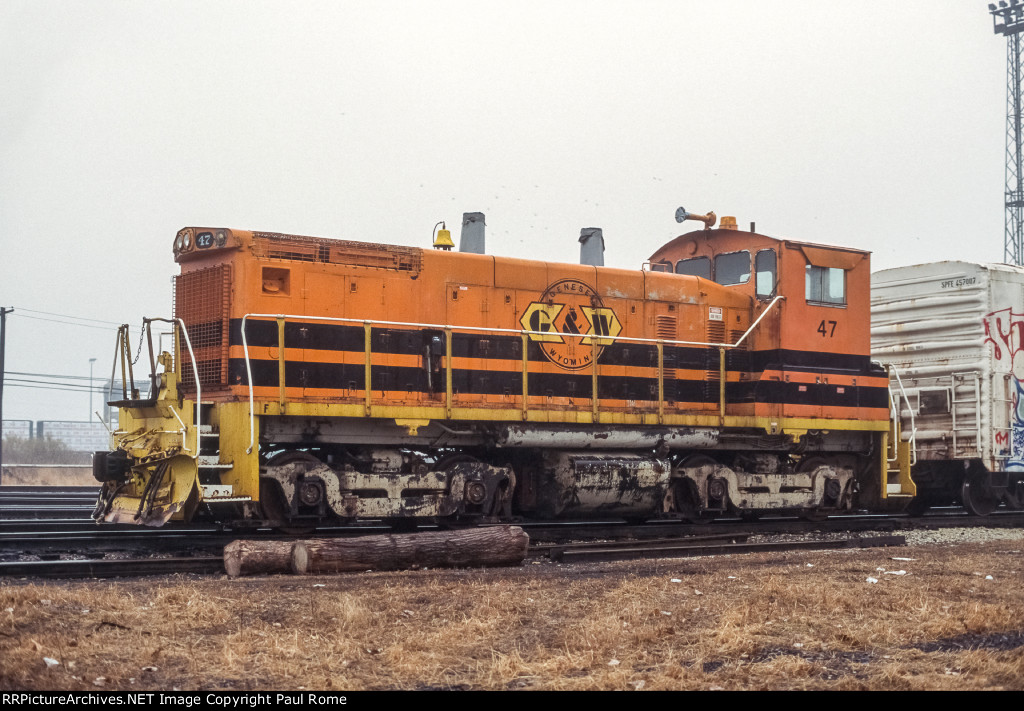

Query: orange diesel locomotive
[93,210,908,528]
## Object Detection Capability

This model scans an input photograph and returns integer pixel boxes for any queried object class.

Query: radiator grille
[174,264,231,392]
[655,315,677,380]
[252,232,422,274]
[705,320,726,399]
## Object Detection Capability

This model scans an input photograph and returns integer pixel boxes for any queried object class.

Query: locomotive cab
[648,217,901,513]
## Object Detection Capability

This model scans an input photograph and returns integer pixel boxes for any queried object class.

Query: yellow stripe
[251,400,889,432]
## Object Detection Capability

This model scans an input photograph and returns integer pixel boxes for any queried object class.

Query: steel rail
[0,505,95,519]
[0,486,98,496]
[542,535,908,564]
[0,556,224,579]
[0,536,908,579]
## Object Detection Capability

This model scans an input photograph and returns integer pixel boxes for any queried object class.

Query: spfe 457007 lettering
[91,209,1024,529]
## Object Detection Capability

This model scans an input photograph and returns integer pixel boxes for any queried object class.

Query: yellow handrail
[238,295,787,453]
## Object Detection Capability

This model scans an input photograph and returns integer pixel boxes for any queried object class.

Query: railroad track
[1,486,1020,579]
[0,485,98,497]
[0,533,909,579]
[535,533,908,563]
[0,485,99,520]
[0,556,226,579]
[2,498,1021,543]
[5,486,1022,534]
[4,510,1019,548]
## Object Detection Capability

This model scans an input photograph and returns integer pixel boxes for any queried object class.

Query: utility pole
[0,307,13,483]
[990,2,1024,265]
[89,357,97,422]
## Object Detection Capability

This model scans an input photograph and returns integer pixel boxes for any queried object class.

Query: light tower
[991,1,1024,265]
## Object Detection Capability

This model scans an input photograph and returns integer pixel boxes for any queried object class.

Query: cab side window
[755,250,776,299]
[806,265,845,306]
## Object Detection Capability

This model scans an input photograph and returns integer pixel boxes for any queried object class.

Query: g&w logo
[519,279,622,370]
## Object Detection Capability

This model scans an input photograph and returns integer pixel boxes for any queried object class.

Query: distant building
[1,420,34,440]
[100,378,150,422]
[36,421,110,452]
[1,380,149,453]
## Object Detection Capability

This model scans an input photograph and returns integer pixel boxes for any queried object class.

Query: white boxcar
[871,261,1024,513]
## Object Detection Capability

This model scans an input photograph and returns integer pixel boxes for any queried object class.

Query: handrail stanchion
[277,318,287,411]
[117,326,129,400]
[171,318,202,457]
[364,322,373,417]
[241,315,256,454]
[719,347,727,421]
[657,341,665,424]
[889,364,917,466]
[124,326,136,398]
[520,332,529,421]
[146,320,158,398]
[445,328,453,419]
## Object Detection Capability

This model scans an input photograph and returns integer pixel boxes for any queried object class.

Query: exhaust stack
[579,227,604,266]
[459,212,486,254]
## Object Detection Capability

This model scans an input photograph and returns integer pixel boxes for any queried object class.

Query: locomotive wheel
[797,457,829,521]
[433,453,485,529]
[261,450,323,534]
[265,449,323,468]
[668,480,701,522]
[672,455,717,521]
[961,468,1000,516]
[258,478,288,522]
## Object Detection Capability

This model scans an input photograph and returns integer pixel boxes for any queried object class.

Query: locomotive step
[198,456,232,469]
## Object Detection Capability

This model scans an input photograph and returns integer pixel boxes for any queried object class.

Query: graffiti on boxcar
[983,307,1024,470]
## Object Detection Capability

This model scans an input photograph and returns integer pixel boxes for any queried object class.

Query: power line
[11,313,119,332]
[4,382,103,395]
[2,370,145,397]
[12,307,123,327]
[6,377,101,391]
[1,306,11,475]
[6,370,109,382]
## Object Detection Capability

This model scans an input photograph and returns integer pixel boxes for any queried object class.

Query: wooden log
[223,539,296,577]
[292,525,530,574]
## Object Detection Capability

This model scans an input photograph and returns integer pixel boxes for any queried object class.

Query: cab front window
[713,251,750,286]
[675,256,711,279]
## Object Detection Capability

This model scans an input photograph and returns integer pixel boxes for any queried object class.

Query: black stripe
[750,349,879,374]
[229,319,884,380]
[227,358,888,409]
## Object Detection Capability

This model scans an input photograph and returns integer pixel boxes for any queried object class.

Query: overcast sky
[0,0,1009,423]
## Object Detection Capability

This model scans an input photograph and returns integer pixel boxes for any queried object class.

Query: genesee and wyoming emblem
[518,279,623,370]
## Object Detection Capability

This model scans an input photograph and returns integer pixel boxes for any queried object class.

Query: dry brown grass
[1,540,1022,690]
[1,466,94,487]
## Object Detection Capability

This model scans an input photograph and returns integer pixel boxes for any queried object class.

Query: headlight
[215,230,227,247]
